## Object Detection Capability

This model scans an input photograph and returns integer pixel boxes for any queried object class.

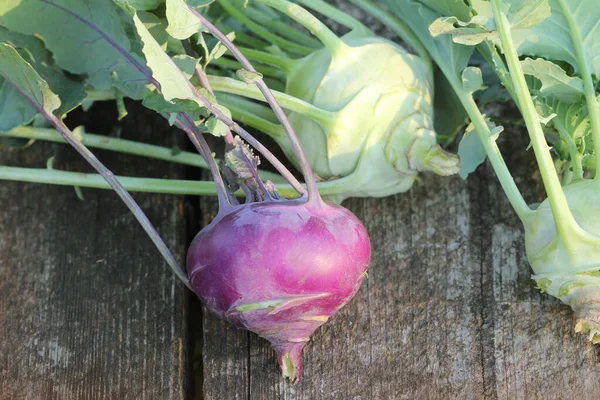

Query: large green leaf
[0,27,84,131]
[0,0,148,99]
[0,43,61,117]
[512,0,600,76]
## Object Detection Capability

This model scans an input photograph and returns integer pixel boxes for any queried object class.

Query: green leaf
[461,66,484,93]
[142,90,201,113]
[418,0,472,21]
[0,0,149,99]
[166,0,206,40]
[206,105,231,136]
[130,9,203,106]
[380,0,474,83]
[236,69,263,84]
[128,0,163,10]
[458,117,503,178]
[139,11,169,50]
[431,0,551,47]
[511,0,600,77]
[433,69,468,145]
[0,43,61,117]
[172,54,200,79]
[208,32,235,62]
[521,58,584,102]
[0,28,84,131]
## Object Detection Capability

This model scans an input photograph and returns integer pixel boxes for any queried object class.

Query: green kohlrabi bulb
[523,179,600,343]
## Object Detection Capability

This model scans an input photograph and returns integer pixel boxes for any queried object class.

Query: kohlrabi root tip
[277,343,305,384]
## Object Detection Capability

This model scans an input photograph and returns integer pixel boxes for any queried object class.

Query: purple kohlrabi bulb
[186,200,371,382]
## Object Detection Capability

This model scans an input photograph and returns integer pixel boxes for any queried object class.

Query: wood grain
[0,103,190,400]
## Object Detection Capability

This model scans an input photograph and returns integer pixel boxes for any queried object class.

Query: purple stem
[1,66,191,287]
[188,6,320,202]
[174,115,232,211]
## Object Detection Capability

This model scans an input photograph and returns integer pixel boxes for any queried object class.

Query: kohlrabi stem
[256,0,349,57]
[218,0,314,56]
[554,122,585,181]
[460,92,532,218]
[189,6,320,201]
[235,47,297,74]
[295,0,372,35]
[215,22,269,49]
[0,126,284,183]
[208,76,334,125]
[556,0,600,175]
[1,126,210,167]
[0,166,348,198]
[217,94,286,140]
[194,65,236,146]
[492,0,587,246]
[349,0,431,63]
[243,6,322,48]
[212,56,287,81]
[46,117,191,288]
[216,92,278,123]
[174,115,232,211]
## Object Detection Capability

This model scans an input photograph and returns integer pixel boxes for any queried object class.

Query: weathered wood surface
[198,120,600,399]
[2,106,600,400]
[0,103,190,400]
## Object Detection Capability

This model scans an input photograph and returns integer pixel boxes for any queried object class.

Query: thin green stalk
[348,0,430,63]
[237,47,297,74]
[217,94,286,140]
[208,75,335,126]
[556,0,600,175]
[243,6,322,48]
[215,22,269,49]
[216,92,278,123]
[0,126,284,183]
[460,91,533,218]
[256,0,349,57]
[554,123,585,181]
[218,0,314,56]
[211,56,287,81]
[295,0,372,35]
[492,0,587,246]
[0,165,348,198]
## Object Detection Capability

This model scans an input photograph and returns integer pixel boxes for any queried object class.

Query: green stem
[207,75,335,126]
[216,93,286,139]
[218,0,314,56]
[215,22,269,49]
[0,165,347,198]
[348,0,431,63]
[460,91,532,218]
[556,0,600,175]
[243,6,322,48]
[211,56,287,81]
[295,0,372,35]
[237,47,297,74]
[554,122,584,181]
[0,126,284,183]
[492,0,586,246]
[256,0,349,57]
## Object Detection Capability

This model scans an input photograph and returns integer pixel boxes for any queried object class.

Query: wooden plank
[0,103,190,400]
